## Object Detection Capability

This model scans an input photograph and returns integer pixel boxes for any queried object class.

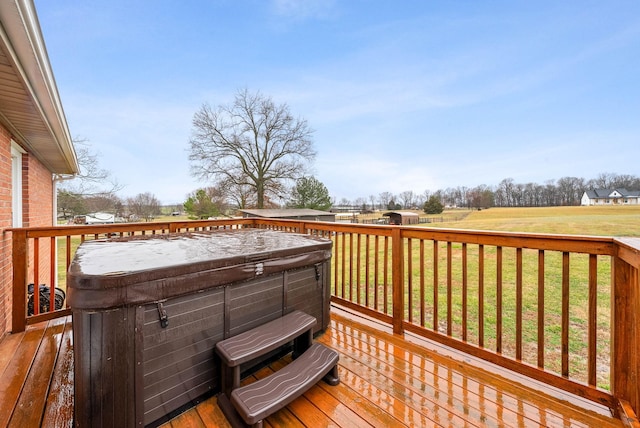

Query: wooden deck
[0,307,624,427]
[0,316,73,428]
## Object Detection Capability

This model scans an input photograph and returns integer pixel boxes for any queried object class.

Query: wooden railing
[9,219,640,421]
[10,219,254,331]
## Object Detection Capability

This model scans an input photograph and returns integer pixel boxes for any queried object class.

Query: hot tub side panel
[141,286,225,425]
[73,306,138,427]
[284,261,331,334]
[226,273,284,336]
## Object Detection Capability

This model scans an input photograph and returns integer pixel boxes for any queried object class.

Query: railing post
[392,227,404,335]
[611,249,640,419]
[11,229,28,333]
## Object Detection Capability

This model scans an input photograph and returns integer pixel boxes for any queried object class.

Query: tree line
[58,190,163,222]
[338,172,640,212]
[58,175,331,221]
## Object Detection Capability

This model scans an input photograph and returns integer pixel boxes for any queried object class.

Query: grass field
[336,205,640,389]
[421,205,640,236]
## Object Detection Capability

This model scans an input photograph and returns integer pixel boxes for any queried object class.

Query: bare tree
[353,197,368,212]
[222,179,256,210]
[368,194,377,211]
[85,194,121,214]
[417,190,430,208]
[398,190,415,209]
[588,172,640,190]
[338,197,351,207]
[188,89,316,208]
[57,138,122,218]
[496,178,516,207]
[126,192,161,222]
[590,172,617,189]
[378,192,393,210]
[541,180,556,206]
[58,138,122,197]
[555,176,584,206]
[440,187,458,207]
[468,185,494,209]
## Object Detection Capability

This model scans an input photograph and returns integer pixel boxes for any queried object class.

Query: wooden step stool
[215,310,339,427]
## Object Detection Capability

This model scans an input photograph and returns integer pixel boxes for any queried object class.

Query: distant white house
[581,188,640,205]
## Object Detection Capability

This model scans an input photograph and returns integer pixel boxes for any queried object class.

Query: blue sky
[35,1,640,205]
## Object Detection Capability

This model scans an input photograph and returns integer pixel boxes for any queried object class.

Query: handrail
[256,219,639,419]
[9,218,256,331]
[9,218,640,420]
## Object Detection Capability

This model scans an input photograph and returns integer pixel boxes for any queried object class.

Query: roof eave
[0,0,78,174]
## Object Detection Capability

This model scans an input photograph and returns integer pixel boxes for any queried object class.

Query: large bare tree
[188,89,316,208]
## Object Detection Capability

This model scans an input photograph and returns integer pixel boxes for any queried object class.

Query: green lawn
[337,205,640,389]
[422,205,640,236]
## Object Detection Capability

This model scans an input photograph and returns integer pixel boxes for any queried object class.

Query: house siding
[0,123,54,334]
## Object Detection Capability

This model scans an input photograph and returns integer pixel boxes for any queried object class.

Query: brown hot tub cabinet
[67,229,332,427]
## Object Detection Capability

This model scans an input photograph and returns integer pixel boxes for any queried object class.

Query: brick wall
[0,123,55,334]
[0,124,12,335]
[24,152,54,227]
[24,153,54,299]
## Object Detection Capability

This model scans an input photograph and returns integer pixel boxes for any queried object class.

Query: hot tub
[67,228,332,427]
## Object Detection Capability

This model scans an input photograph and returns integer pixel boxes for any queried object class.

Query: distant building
[238,208,336,222]
[581,189,640,205]
[383,211,420,225]
[330,205,361,213]
[335,212,358,223]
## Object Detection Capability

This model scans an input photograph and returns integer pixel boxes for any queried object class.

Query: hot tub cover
[67,228,332,310]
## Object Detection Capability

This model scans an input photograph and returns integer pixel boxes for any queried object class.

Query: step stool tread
[231,342,339,425]
[216,310,316,367]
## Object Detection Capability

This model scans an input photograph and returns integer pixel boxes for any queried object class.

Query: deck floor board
[0,309,624,428]
[8,317,65,428]
[0,323,47,427]
[41,320,74,428]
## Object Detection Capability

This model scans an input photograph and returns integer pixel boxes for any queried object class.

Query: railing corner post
[11,229,28,333]
[611,250,640,418]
